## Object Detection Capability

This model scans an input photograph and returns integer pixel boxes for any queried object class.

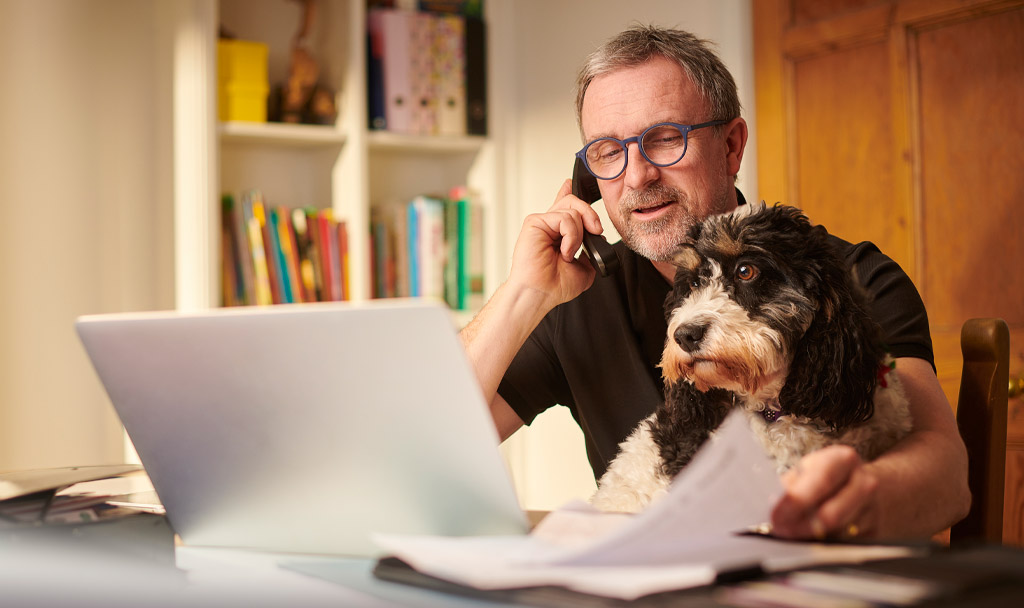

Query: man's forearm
[772,357,971,540]
[870,357,971,538]
[459,280,557,404]
[868,427,971,538]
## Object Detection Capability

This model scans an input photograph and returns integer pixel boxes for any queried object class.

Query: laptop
[75,299,528,556]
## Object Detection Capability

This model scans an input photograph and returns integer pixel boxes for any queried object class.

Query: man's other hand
[770,445,881,540]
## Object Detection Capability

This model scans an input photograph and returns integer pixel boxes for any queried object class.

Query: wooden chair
[949,318,1010,545]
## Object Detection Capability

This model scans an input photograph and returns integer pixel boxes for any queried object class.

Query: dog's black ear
[670,243,700,272]
[664,243,702,320]
[779,230,886,429]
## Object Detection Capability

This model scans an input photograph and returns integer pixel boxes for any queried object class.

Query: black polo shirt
[497,196,934,480]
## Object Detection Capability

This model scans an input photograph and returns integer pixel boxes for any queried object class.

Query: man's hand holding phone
[507,179,604,311]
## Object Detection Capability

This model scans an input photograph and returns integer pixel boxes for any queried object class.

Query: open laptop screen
[76,300,527,556]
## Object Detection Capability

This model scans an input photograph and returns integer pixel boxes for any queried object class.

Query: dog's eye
[689,279,700,289]
[736,264,759,281]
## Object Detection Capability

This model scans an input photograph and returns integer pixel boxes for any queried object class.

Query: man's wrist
[488,278,560,332]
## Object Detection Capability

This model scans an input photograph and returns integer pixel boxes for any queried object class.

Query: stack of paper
[374,412,918,600]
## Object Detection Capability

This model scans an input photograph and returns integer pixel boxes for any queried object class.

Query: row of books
[366,7,487,136]
[369,0,483,16]
[221,191,350,307]
[370,187,484,311]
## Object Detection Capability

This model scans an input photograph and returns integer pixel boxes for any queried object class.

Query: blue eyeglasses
[575,120,728,180]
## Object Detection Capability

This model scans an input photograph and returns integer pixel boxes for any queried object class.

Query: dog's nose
[674,323,706,353]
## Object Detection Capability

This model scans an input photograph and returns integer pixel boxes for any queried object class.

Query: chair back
[949,318,1010,545]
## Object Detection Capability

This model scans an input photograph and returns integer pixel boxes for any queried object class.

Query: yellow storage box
[217,39,269,123]
[218,81,269,123]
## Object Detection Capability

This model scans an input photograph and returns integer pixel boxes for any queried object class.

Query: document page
[373,411,916,600]
[546,411,782,566]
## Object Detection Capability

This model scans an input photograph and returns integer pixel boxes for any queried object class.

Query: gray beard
[617,184,695,262]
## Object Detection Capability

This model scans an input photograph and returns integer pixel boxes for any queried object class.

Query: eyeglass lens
[584,124,688,179]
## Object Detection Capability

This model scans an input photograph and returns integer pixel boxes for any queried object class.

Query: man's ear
[723,117,748,178]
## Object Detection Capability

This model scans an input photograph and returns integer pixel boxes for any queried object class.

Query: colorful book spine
[464,16,487,135]
[433,14,466,136]
[275,206,304,303]
[338,220,350,301]
[456,195,470,310]
[443,198,460,309]
[220,197,241,307]
[409,12,437,135]
[220,194,349,306]
[364,188,485,309]
[406,202,420,297]
[380,8,413,134]
[450,185,484,311]
[326,211,344,301]
[392,206,409,297]
[466,196,485,310]
[222,194,254,305]
[412,195,446,301]
[242,191,274,306]
[366,9,388,130]
[253,196,283,304]
[305,208,325,301]
[315,210,339,300]
[291,208,317,301]
[267,207,293,303]
[372,213,390,298]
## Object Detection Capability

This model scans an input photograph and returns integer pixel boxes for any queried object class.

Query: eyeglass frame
[574,119,729,180]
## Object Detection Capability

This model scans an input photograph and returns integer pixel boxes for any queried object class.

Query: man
[460,25,970,540]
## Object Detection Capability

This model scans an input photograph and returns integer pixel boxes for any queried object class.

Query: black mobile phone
[571,157,620,276]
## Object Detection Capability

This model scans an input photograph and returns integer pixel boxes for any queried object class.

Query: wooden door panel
[916,7,1024,328]
[1006,449,1024,545]
[792,0,888,24]
[793,41,913,270]
[915,9,1024,545]
[755,0,1024,545]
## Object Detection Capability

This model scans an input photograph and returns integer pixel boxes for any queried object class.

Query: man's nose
[621,143,660,191]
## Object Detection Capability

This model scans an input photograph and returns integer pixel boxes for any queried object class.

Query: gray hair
[574,24,741,136]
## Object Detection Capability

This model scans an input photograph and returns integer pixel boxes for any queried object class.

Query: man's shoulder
[825,232,881,259]
[823,231,912,274]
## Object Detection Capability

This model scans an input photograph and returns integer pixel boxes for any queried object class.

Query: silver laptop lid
[76,300,527,556]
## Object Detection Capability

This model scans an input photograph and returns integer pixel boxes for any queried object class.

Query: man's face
[580,55,742,262]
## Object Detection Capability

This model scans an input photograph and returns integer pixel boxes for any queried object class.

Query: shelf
[219,121,347,147]
[218,122,485,154]
[367,131,487,154]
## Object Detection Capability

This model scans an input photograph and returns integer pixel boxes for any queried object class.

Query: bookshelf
[219,121,349,146]
[174,0,500,310]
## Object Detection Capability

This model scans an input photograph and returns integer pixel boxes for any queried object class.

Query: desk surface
[4,523,1024,607]
[180,543,1024,608]
[366,545,1024,608]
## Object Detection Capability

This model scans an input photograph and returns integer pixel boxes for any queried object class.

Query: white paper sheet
[373,411,917,600]
[545,411,783,566]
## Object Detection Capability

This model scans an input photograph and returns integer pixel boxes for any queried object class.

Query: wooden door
[754,0,1024,545]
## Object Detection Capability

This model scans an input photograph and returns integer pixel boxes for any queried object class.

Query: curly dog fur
[591,203,912,513]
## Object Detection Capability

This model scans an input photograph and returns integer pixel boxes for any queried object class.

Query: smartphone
[572,157,620,276]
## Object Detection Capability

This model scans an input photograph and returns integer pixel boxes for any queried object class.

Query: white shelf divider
[219,121,347,147]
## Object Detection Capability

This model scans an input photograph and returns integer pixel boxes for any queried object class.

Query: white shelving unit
[219,121,349,146]
[174,0,501,309]
[165,0,588,512]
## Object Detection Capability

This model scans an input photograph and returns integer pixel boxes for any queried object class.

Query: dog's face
[660,203,826,399]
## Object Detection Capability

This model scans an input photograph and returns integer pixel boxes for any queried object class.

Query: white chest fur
[591,365,912,513]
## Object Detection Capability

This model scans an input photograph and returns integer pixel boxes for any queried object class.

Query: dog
[591,202,912,513]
